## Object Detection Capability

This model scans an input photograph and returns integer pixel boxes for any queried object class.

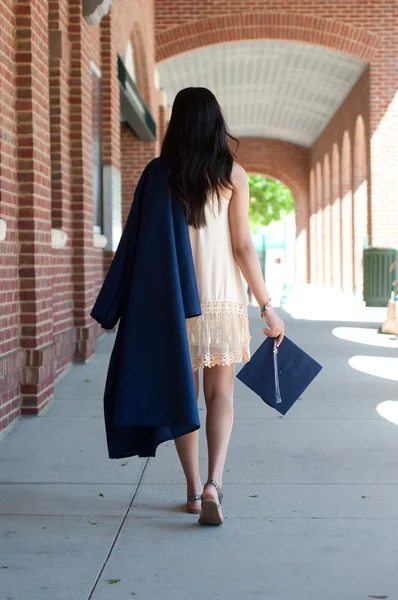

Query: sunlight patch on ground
[282,285,387,322]
[377,401,398,425]
[284,302,386,323]
[349,356,398,382]
[332,326,398,348]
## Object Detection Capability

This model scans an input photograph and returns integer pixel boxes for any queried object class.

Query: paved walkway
[1,307,398,600]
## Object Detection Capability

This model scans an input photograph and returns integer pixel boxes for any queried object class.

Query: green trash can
[363,248,398,307]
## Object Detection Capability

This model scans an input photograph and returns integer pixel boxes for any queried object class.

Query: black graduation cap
[236,336,323,416]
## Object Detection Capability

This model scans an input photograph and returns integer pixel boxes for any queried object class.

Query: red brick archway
[235,139,308,202]
[235,138,309,285]
[244,166,301,206]
[155,11,379,63]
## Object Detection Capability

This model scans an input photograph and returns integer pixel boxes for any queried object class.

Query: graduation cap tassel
[273,340,282,404]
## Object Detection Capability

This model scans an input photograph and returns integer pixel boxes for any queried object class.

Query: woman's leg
[202,363,235,500]
[174,369,203,510]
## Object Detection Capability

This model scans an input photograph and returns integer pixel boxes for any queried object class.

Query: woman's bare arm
[229,163,285,344]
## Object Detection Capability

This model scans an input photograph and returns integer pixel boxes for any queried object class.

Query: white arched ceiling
[156,41,367,148]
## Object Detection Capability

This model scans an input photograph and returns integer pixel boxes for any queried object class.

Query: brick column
[100,10,122,273]
[331,145,341,291]
[340,133,353,294]
[315,163,324,285]
[48,0,75,375]
[309,170,317,284]
[69,0,99,360]
[294,191,309,287]
[48,0,71,230]
[0,1,26,430]
[15,0,55,414]
[323,155,332,288]
[353,117,368,302]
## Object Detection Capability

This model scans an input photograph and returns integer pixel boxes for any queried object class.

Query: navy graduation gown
[90,157,201,458]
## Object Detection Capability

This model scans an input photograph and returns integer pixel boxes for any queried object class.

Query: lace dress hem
[186,300,251,371]
[190,348,251,371]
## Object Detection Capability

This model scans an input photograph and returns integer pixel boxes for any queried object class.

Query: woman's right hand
[262,308,285,346]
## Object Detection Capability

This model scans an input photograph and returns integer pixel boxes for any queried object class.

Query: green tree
[248,174,294,231]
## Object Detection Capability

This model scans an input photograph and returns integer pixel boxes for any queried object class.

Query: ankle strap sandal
[202,479,223,504]
[199,480,224,525]
[186,494,202,515]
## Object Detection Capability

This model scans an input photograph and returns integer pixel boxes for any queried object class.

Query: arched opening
[234,139,309,287]
[315,162,323,285]
[331,144,341,290]
[247,172,295,306]
[323,154,332,288]
[341,131,353,294]
[242,155,308,290]
[353,115,368,301]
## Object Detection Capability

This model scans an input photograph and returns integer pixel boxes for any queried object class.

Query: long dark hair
[161,87,239,228]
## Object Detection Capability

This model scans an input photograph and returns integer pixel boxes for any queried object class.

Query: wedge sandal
[198,480,224,525]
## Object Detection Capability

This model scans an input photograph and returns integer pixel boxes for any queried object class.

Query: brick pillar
[340,133,353,294]
[353,116,368,303]
[315,163,324,285]
[15,0,55,414]
[331,144,341,291]
[0,0,26,430]
[100,10,122,274]
[69,1,99,360]
[120,124,156,226]
[48,0,71,230]
[323,155,332,288]
[309,169,316,284]
[294,189,309,287]
[48,0,75,375]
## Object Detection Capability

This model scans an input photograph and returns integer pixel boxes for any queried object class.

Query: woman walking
[160,88,285,525]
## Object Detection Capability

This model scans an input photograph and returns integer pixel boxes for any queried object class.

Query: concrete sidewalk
[1,308,398,600]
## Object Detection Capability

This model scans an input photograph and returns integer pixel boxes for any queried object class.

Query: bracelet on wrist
[259,298,272,317]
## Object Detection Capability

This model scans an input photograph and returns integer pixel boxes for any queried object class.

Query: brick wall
[16,0,55,415]
[113,0,158,223]
[69,0,102,361]
[0,0,157,433]
[121,125,156,225]
[311,70,370,298]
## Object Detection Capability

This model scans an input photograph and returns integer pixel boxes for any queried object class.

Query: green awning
[118,55,156,142]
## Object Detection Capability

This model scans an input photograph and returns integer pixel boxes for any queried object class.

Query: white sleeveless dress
[186,194,251,371]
